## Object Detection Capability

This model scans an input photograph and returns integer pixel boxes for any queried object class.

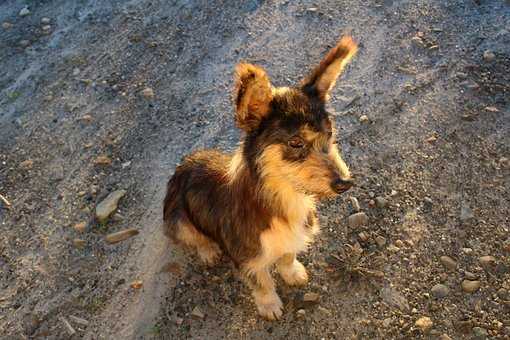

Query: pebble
[483,50,495,62]
[42,25,51,32]
[460,203,474,222]
[19,7,31,17]
[95,190,127,223]
[358,232,369,242]
[41,17,51,24]
[2,22,14,29]
[375,196,388,208]
[141,87,155,99]
[94,155,112,166]
[375,236,387,247]
[439,335,452,340]
[440,256,457,271]
[348,212,368,228]
[461,280,481,293]
[478,255,496,268]
[387,244,400,253]
[464,271,477,280]
[297,309,306,317]
[303,292,320,304]
[394,239,404,248]
[105,228,139,244]
[130,280,143,289]
[431,284,449,298]
[472,327,488,339]
[497,288,509,300]
[73,239,86,249]
[359,115,369,123]
[349,196,361,212]
[415,316,433,332]
[390,190,398,197]
[73,222,87,233]
[191,306,205,319]
[19,159,34,170]
[19,40,30,47]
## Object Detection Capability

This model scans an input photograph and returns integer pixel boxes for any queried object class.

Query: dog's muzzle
[331,178,354,194]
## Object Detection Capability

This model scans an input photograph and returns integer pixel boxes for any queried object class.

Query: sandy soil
[0,0,509,339]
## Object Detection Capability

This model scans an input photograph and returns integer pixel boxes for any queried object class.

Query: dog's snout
[331,178,354,194]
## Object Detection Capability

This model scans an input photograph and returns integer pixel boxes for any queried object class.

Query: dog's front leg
[277,253,309,286]
[243,266,283,320]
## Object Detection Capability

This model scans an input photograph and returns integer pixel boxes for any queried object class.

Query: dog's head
[233,36,358,198]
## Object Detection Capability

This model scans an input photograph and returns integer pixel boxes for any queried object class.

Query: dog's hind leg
[174,218,222,266]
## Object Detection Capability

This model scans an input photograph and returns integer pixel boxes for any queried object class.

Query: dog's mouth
[331,178,355,194]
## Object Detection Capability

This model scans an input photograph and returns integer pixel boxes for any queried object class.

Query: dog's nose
[331,178,354,194]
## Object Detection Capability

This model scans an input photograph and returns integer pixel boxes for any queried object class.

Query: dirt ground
[0,0,509,339]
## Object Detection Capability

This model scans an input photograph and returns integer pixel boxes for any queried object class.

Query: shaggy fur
[164,36,358,320]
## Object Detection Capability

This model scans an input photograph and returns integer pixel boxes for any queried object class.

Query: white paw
[256,294,283,320]
[279,260,309,286]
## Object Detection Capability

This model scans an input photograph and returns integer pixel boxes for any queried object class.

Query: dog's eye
[288,136,305,148]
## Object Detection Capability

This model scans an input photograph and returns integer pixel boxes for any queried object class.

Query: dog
[163,36,358,320]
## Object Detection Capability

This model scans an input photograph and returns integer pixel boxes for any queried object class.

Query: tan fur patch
[175,219,221,265]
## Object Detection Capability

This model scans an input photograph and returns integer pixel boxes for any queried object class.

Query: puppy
[164,36,358,320]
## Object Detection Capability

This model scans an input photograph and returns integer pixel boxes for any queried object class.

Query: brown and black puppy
[164,36,358,320]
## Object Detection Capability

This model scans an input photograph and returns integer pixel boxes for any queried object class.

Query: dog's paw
[256,294,283,320]
[279,260,309,286]
[197,244,222,267]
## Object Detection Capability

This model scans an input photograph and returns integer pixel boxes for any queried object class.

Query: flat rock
[349,196,361,212]
[431,284,449,298]
[375,196,388,208]
[95,190,126,223]
[19,7,31,17]
[478,255,496,268]
[191,306,205,319]
[105,228,139,244]
[415,316,433,332]
[440,256,457,271]
[348,212,368,228]
[303,292,320,304]
[461,280,481,293]
[41,17,51,24]
[381,287,409,311]
[141,87,155,99]
[460,203,474,222]
[375,235,387,247]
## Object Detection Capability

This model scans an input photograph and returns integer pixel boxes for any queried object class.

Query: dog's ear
[233,63,273,131]
[301,36,358,101]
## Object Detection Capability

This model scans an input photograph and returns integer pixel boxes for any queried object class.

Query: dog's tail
[163,166,188,239]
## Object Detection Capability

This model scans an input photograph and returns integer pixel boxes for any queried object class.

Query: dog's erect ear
[301,36,358,101]
[233,63,273,131]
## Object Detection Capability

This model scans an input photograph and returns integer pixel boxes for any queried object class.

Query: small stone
[483,50,495,62]
[73,239,86,249]
[462,247,473,254]
[80,114,93,123]
[358,232,369,242]
[424,197,433,205]
[348,212,368,228]
[431,284,449,298]
[297,309,306,317]
[105,228,139,244]
[390,190,398,197]
[78,191,86,197]
[73,222,87,233]
[464,271,477,280]
[359,115,369,123]
[387,244,400,253]
[317,306,331,315]
[349,196,361,212]
[41,17,51,24]
[394,239,404,248]
[497,288,509,300]
[94,155,112,166]
[460,203,474,222]
[461,280,481,293]
[375,236,387,247]
[368,199,375,207]
[368,191,375,198]
[303,292,320,304]
[439,335,452,340]
[130,280,143,289]
[485,106,499,112]
[375,196,388,208]
[472,326,488,339]
[415,316,433,332]
[95,190,127,223]
[42,25,51,32]
[411,36,425,47]
[191,306,205,319]
[425,135,437,143]
[478,255,496,268]
[2,22,14,29]
[19,159,34,170]
[141,87,155,99]
[440,256,457,271]
[68,315,89,326]
[19,7,31,17]
[72,67,80,75]
[307,7,318,12]
[19,40,30,47]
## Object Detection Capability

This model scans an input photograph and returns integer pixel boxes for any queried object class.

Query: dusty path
[1,0,509,339]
